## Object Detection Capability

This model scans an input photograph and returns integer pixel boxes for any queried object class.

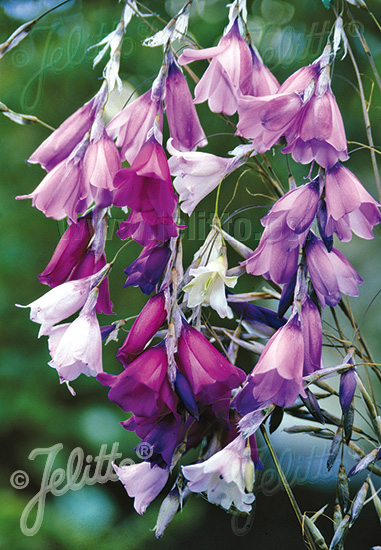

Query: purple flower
[97,342,178,419]
[123,241,171,295]
[301,296,322,375]
[117,292,167,366]
[234,310,306,410]
[245,45,280,97]
[38,214,93,287]
[106,90,160,164]
[176,319,246,409]
[82,127,121,193]
[324,163,381,241]
[178,20,254,115]
[228,295,287,338]
[339,355,357,414]
[113,136,179,246]
[47,288,102,383]
[113,461,169,515]
[165,58,207,151]
[305,233,363,308]
[28,89,104,172]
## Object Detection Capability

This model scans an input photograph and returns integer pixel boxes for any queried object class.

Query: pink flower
[305,233,363,307]
[47,288,102,383]
[178,19,254,115]
[182,435,255,512]
[106,90,160,164]
[116,292,167,366]
[28,86,106,172]
[168,140,246,215]
[82,126,121,192]
[234,310,306,410]
[165,58,207,151]
[113,461,169,515]
[113,136,179,246]
[324,163,381,241]
[282,66,348,168]
[176,320,246,408]
[244,45,280,97]
[98,342,178,419]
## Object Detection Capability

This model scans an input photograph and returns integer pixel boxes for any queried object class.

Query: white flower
[183,239,237,319]
[47,288,102,384]
[182,435,255,513]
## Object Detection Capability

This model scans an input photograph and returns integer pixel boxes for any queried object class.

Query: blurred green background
[0,0,380,549]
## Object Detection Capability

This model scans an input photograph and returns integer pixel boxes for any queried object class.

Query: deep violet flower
[176,319,246,408]
[123,241,171,295]
[228,296,287,338]
[113,461,169,515]
[323,163,381,241]
[234,310,306,411]
[97,341,178,419]
[116,292,167,366]
[113,136,179,246]
[178,19,255,115]
[165,58,207,151]
[305,233,363,308]
[339,354,357,414]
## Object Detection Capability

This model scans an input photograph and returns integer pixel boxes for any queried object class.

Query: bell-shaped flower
[244,45,280,97]
[28,84,106,172]
[178,19,254,115]
[17,138,92,223]
[116,211,179,246]
[123,241,171,295]
[324,163,381,241]
[106,90,160,164]
[236,49,327,152]
[182,435,255,513]
[97,341,178,419]
[113,461,169,515]
[234,309,306,411]
[176,319,246,409]
[165,58,207,152]
[17,266,108,336]
[301,296,322,376]
[184,247,238,319]
[168,139,248,215]
[38,214,93,287]
[113,136,179,246]
[282,65,348,168]
[47,287,102,383]
[305,232,363,308]
[117,292,167,366]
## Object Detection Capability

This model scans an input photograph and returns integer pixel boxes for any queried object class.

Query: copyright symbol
[135,441,153,460]
[10,470,29,489]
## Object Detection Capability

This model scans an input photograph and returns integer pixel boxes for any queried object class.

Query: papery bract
[113,462,169,515]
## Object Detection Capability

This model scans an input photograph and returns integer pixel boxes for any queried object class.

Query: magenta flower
[305,233,363,307]
[113,136,178,246]
[176,319,246,408]
[165,58,207,151]
[116,211,179,246]
[106,90,160,164]
[282,65,348,168]
[38,214,93,287]
[98,342,178,419]
[113,461,169,515]
[324,163,381,241]
[47,288,102,383]
[178,19,253,115]
[28,88,105,172]
[117,292,167,366]
[234,310,306,410]
[123,241,171,295]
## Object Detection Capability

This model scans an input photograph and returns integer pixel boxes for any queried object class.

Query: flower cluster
[14,0,380,545]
